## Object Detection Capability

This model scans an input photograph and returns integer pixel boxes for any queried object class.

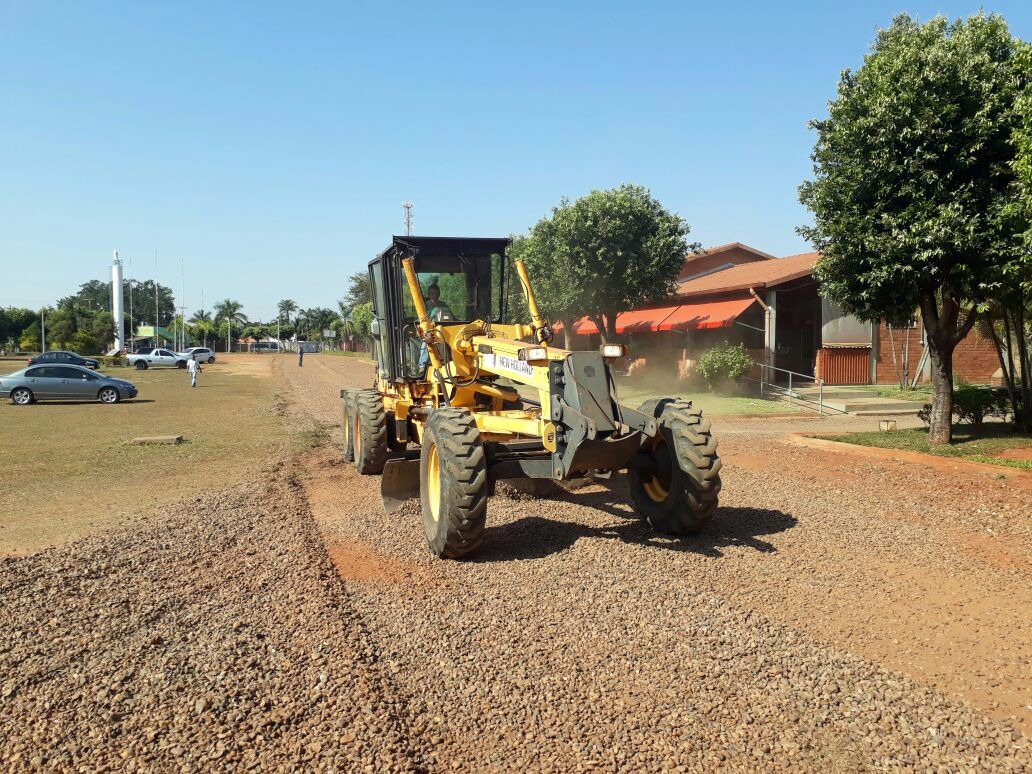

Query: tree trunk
[589,315,607,344]
[605,312,619,345]
[926,338,954,445]
[559,318,574,350]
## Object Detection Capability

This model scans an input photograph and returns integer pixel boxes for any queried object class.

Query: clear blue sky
[2,1,1031,321]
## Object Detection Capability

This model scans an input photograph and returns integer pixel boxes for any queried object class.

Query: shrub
[952,386,1008,427]
[917,387,1009,427]
[696,342,753,391]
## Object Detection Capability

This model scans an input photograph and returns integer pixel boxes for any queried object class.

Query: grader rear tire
[420,407,487,558]
[630,398,722,534]
[341,390,355,462]
[353,389,388,474]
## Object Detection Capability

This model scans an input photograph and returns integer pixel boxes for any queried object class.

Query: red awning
[568,298,756,335]
[572,306,681,335]
[657,297,757,331]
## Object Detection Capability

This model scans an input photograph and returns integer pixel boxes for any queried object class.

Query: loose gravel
[0,472,421,771]
[1,353,1028,770]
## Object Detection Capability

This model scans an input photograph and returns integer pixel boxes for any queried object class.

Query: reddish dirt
[997,446,1032,462]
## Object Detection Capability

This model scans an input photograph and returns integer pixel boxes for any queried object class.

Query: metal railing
[742,362,841,416]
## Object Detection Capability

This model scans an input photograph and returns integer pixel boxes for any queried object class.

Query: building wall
[677,246,770,280]
[873,321,998,385]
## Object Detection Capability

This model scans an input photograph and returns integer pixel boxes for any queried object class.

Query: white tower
[112,251,125,353]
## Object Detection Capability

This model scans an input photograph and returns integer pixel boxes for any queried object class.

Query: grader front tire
[353,389,388,474]
[342,390,355,463]
[630,398,722,534]
[419,408,488,558]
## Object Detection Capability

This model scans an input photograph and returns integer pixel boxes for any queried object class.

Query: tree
[0,307,36,351]
[19,320,41,351]
[996,43,1032,431]
[277,299,299,327]
[342,273,370,309]
[350,302,374,346]
[214,300,248,350]
[91,311,116,351]
[798,13,1029,444]
[189,309,214,348]
[514,185,694,345]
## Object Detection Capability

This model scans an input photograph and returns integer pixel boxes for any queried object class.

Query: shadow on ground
[475,487,797,563]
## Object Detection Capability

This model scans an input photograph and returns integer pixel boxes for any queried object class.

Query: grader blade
[381,458,420,513]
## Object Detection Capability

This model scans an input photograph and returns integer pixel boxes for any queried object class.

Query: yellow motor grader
[341,236,721,558]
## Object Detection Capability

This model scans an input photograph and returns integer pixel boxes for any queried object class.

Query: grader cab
[341,236,721,558]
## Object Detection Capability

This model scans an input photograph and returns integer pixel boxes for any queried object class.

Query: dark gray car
[0,364,138,405]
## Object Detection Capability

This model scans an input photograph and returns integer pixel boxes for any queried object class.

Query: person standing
[298,345,304,367]
[187,356,200,388]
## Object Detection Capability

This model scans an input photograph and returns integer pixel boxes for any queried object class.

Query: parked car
[126,348,188,370]
[178,347,216,364]
[133,346,157,355]
[26,350,100,370]
[1,365,138,404]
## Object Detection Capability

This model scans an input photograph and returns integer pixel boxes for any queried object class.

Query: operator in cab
[418,282,456,375]
[425,283,454,322]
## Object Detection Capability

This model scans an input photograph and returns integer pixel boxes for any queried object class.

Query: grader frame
[341,236,721,558]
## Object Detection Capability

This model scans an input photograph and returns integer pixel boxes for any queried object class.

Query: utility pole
[177,305,188,350]
[154,249,160,345]
[128,254,134,352]
[180,258,186,351]
[403,200,413,236]
[40,308,46,353]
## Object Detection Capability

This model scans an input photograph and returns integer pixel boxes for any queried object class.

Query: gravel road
[2,352,1029,771]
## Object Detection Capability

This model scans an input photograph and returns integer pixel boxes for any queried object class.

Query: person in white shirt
[187,357,200,387]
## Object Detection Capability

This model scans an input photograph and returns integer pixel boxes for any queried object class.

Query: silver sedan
[0,364,139,405]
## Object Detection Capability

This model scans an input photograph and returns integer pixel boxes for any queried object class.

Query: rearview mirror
[370,318,381,336]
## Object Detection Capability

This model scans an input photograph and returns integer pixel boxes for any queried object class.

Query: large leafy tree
[62,278,176,332]
[799,13,1029,444]
[997,43,1032,431]
[342,272,370,309]
[514,184,694,345]
[0,307,36,350]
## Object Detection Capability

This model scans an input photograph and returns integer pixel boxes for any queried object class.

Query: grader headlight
[518,347,549,363]
[600,344,628,359]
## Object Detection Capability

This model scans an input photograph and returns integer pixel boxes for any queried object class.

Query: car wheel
[135,361,148,370]
[177,360,187,369]
[99,387,120,404]
[11,388,34,405]
[207,357,215,364]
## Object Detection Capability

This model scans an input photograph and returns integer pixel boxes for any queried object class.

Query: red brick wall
[952,329,999,384]
[874,321,998,385]
[874,322,917,385]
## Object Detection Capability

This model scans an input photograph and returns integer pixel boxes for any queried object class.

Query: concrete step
[821,397,926,414]
[790,387,883,401]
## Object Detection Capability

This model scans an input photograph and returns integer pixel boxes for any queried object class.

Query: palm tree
[189,309,213,348]
[214,299,248,352]
[277,299,299,326]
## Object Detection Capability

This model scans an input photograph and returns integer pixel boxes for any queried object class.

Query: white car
[126,348,188,370]
[179,347,216,364]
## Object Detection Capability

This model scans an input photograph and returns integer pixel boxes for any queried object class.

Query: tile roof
[676,252,819,297]
[683,242,777,263]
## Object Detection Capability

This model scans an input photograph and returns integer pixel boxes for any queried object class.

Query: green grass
[614,379,800,415]
[0,358,287,555]
[818,425,1032,470]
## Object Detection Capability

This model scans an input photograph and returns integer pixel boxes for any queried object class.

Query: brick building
[569,244,999,386]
